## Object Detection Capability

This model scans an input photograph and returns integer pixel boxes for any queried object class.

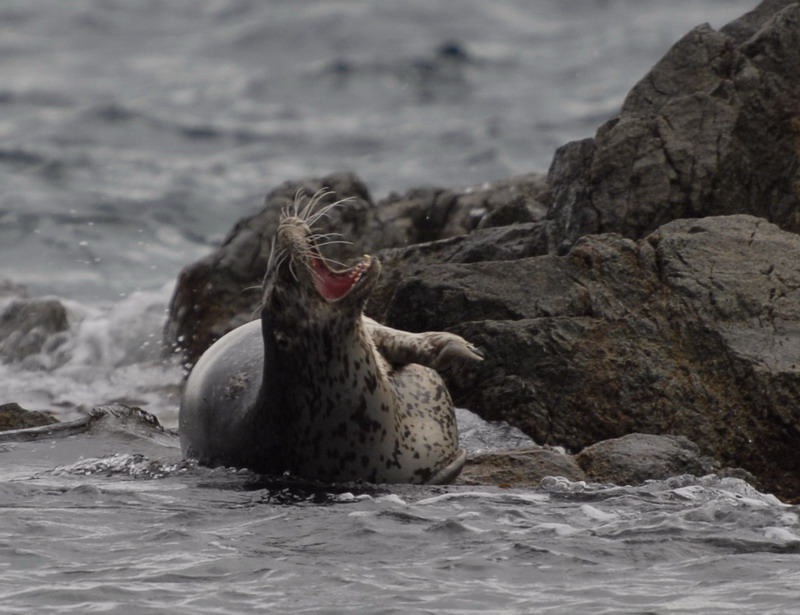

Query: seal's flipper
[364,317,484,371]
[425,333,484,370]
[425,447,467,485]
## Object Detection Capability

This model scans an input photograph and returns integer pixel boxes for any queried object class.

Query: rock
[546,0,800,252]
[0,298,69,362]
[384,215,800,500]
[377,172,548,245]
[164,171,547,365]
[459,447,586,487]
[0,402,57,431]
[367,221,552,322]
[575,433,718,486]
[0,403,175,445]
[460,432,735,489]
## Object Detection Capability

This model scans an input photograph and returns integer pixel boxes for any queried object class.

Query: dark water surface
[3,1,798,613]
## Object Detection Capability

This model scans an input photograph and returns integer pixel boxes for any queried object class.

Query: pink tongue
[312,257,355,300]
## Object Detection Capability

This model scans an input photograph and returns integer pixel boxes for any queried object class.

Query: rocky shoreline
[3,0,800,499]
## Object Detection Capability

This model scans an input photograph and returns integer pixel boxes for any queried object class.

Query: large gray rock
[547,0,800,252]
[575,434,717,486]
[385,215,800,500]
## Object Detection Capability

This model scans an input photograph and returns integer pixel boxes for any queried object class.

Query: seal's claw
[428,333,485,370]
[464,341,485,361]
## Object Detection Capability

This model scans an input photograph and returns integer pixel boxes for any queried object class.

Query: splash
[0,283,184,426]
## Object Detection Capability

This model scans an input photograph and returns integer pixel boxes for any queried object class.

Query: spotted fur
[179,191,482,484]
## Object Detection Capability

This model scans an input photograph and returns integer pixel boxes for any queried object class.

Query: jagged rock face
[546,0,800,252]
[384,215,800,499]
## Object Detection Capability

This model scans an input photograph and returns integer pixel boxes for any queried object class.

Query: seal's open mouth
[310,252,372,301]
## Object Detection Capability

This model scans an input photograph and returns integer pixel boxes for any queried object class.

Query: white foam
[580,504,619,522]
[416,491,549,506]
[763,526,800,543]
[0,283,183,427]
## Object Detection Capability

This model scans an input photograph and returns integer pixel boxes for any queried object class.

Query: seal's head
[261,193,380,346]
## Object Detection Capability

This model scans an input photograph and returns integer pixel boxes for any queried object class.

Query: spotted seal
[179,193,483,484]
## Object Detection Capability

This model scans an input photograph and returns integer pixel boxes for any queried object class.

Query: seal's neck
[259,315,392,422]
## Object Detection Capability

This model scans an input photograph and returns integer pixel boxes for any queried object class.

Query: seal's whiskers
[264,238,278,273]
[312,239,353,250]
[305,198,352,229]
[287,257,299,282]
[298,189,335,221]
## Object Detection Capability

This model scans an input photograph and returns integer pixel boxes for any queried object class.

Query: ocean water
[2,412,799,615]
[3,0,797,613]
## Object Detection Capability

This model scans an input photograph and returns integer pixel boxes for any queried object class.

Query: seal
[179,192,483,484]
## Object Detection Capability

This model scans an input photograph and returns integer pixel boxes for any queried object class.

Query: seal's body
[179,195,482,484]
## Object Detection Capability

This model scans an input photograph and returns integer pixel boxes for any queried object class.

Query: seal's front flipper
[364,316,484,371]
[425,332,484,370]
[425,447,467,485]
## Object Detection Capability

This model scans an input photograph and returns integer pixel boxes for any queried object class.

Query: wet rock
[0,297,69,361]
[575,433,717,486]
[459,447,585,487]
[0,403,173,444]
[0,402,57,431]
[367,221,551,322]
[546,0,800,252]
[377,172,547,245]
[459,433,746,489]
[385,215,800,500]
